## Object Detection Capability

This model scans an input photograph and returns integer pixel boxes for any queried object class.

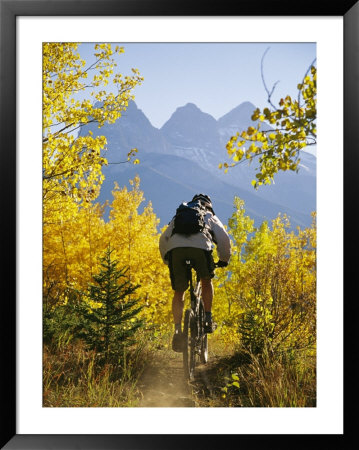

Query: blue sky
[79,42,316,130]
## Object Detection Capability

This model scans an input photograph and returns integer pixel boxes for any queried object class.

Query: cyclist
[159,194,231,352]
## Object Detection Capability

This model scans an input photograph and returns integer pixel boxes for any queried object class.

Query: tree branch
[261,47,280,111]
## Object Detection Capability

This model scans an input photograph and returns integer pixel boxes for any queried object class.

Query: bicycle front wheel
[183,309,195,380]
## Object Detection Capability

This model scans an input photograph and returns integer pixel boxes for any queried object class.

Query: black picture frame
[1,0,356,448]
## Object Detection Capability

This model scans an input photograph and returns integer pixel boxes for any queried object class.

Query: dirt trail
[137,350,195,407]
[137,348,225,407]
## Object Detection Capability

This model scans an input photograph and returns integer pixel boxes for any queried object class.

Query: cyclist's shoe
[172,330,184,352]
[204,320,217,334]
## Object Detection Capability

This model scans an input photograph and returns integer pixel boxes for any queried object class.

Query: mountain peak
[94,97,316,230]
[160,102,218,148]
[218,101,256,119]
[183,102,200,110]
[171,102,209,117]
[217,101,257,128]
[162,102,216,127]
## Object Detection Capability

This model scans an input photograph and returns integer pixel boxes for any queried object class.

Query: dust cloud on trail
[138,350,196,407]
[137,346,222,407]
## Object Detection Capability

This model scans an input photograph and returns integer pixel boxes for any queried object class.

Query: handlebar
[214,260,228,268]
[185,259,228,268]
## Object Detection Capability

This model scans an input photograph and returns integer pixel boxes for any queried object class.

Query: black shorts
[167,247,215,291]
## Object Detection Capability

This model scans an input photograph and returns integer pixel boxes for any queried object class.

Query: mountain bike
[182,260,218,381]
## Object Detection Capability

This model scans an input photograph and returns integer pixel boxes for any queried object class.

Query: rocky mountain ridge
[81,100,316,229]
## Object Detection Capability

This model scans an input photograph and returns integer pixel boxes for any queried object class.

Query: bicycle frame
[182,260,208,380]
[187,261,201,314]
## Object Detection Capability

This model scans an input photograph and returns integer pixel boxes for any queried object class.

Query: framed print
[1,0,356,448]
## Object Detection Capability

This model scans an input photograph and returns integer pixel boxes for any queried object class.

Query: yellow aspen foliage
[221,66,316,188]
[43,201,107,309]
[212,197,254,345]
[106,176,173,333]
[242,217,315,353]
[42,42,147,315]
[43,42,143,221]
[212,198,316,356]
[43,175,175,337]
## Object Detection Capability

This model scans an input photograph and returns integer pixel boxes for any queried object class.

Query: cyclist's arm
[209,216,231,263]
[159,220,174,264]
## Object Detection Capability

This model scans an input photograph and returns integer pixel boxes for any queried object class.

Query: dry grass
[43,331,155,407]
[43,330,316,408]
[193,341,316,408]
[233,350,316,407]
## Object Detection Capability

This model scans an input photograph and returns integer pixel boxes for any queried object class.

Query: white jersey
[159,212,231,264]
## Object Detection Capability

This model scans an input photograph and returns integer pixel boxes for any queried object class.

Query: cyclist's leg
[193,250,216,333]
[201,278,217,332]
[201,278,213,313]
[172,291,186,351]
[168,248,190,351]
[172,290,185,326]
[193,249,215,313]
[168,248,190,327]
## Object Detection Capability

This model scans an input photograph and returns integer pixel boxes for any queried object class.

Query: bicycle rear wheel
[200,333,208,364]
[183,309,195,380]
[199,300,208,364]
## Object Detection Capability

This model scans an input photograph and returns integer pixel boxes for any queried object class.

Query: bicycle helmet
[192,193,215,215]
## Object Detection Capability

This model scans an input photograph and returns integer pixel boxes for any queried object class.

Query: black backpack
[171,200,208,236]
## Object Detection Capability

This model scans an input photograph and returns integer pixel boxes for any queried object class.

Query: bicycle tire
[200,333,208,364]
[183,308,195,380]
[199,300,208,364]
